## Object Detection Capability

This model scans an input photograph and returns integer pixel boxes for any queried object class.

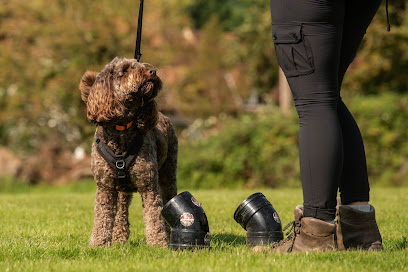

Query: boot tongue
[294,205,304,221]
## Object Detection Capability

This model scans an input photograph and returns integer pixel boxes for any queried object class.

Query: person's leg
[338,0,383,87]
[270,0,345,221]
[334,1,383,251]
[337,0,382,205]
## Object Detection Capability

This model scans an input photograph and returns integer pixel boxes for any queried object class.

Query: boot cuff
[338,204,376,224]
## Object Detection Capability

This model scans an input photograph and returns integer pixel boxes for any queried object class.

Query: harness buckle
[116,160,126,170]
[117,172,127,180]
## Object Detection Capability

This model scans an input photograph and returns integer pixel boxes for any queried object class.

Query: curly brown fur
[80,58,178,247]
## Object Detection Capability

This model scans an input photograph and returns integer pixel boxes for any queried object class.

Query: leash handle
[134,0,144,61]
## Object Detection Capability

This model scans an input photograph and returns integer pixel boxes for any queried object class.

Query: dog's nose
[146,70,156,77]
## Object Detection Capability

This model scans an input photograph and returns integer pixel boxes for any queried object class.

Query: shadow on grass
[128,233,246,248]
[212,233,246,246]
[387,236,408,251]
[128,238,146,248]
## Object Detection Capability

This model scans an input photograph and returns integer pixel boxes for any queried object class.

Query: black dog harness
[95,127,144,191]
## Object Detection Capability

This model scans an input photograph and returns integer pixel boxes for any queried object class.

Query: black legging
[270,0,382,220]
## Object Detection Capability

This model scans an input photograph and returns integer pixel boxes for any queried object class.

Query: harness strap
[95,127,144,191]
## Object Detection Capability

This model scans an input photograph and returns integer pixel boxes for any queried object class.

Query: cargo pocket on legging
[272,24,314,78]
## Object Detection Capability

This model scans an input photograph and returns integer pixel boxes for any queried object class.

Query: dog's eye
[119,64,131,77]
[122,64,131,74]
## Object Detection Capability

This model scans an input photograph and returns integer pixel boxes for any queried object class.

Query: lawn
[0,183,407,272]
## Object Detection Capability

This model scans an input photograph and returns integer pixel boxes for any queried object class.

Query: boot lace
[271,220,300,252]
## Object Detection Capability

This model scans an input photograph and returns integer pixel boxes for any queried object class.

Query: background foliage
[0,0,407,187]
[178,93,408,189]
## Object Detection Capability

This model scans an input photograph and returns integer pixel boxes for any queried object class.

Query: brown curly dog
[79,57,177,247]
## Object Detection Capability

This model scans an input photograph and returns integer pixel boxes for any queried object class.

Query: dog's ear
[79,71,97,103]
[86,73,125,124]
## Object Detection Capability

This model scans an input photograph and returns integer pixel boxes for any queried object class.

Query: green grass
[0,184,407,272]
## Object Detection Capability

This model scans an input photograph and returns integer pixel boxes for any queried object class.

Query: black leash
[134,0,144,61]
[385,0,390,32]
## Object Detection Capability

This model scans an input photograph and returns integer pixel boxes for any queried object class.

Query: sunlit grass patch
[0,186,407,271]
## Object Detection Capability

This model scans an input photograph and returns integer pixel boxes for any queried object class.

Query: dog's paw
[89,236,112,247]
[145,236,168,248]
[112,229,130,244]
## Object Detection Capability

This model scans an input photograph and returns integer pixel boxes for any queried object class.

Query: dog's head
[79,58,162,131]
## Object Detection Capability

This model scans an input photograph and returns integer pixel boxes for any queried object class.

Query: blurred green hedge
[177,93,408,189]
[1,0,407,155]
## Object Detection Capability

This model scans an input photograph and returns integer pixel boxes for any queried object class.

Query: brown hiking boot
[336,202,383,251]
[268,205,336,253]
